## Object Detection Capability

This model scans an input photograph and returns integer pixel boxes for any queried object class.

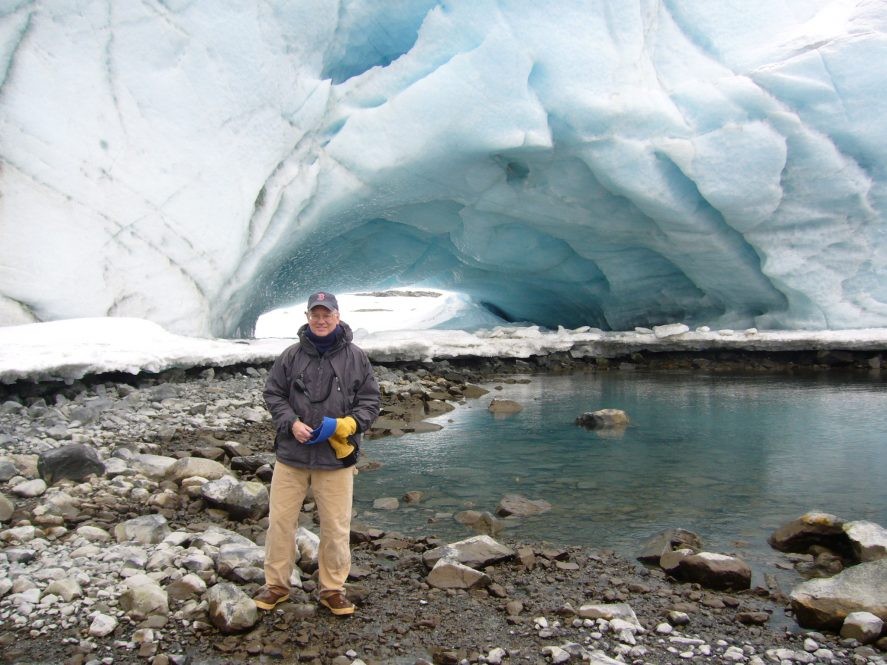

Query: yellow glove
[328,416,357,459]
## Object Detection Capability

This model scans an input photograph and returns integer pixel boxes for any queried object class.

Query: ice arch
[0,0,885,336]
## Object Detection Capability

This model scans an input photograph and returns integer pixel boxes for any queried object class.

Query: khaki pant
[263,461,355,595]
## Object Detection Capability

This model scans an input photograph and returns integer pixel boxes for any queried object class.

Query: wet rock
[637,528,703,564]
[454,510,505,536]
[206,582,259,633]
[200,475,269,520]
[373,497,399,510]
[790,558,887,629]
[37,443,104,485]
[674,552,752,591]
[575,409,630,429]
[496,493,551,517]
[402,490,424,503]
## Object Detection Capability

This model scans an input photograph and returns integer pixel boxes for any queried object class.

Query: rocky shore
[1,356,886,665]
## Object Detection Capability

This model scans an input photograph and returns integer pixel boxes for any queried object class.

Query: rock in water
[488,398,523,414]
[575,409,630,429]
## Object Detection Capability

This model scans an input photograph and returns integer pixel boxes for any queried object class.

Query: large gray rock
[217,543,266,583]
[119,577,169,620]
[129,454,178,480]
[206,582,259,633]
[769,512,852,557]
[422,535,515,570]
[843,520,887,563]
[37,444,104,484]
[790,558,887,630]
[426,558,490,590]
[637,528,703,564]
[496,493,551,517]
[165,457,231,483]
[200,475,269,520]
[114,514,170,544]
[674,552,752,591]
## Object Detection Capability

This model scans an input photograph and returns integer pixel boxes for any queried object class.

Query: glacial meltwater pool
[354,370,887,584]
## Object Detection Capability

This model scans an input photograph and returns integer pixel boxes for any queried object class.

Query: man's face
[307,305,339,337]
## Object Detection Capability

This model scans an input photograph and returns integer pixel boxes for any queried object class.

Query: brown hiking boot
[253,586,289,610]
[319,591,354,616]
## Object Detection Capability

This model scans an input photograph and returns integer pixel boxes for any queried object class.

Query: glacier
[1,0,886,337]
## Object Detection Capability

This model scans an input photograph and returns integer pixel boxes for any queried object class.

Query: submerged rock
[575,409,629,429]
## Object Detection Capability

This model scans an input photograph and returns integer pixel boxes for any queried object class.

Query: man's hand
[291,420,313,444]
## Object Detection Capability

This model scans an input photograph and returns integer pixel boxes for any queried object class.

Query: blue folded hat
[306,416,337,445]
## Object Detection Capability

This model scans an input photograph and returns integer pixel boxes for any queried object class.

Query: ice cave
[0,0,885,337]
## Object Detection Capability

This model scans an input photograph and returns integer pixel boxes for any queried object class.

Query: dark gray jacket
[264,322,380,469]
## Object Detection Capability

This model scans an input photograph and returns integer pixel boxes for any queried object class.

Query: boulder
[200,475,269,520]
[487,399,522,414]
[840,611,884,644]
[426,558,490,590]
[659,548,693,574]
[768,512,853,558]
[575,409,630,429]
[165,457,231,483]
[129,454,178,480]
[119,578,169,620]
[790,558,887,630]
[230,454,276,474]
[206,582,259,633]
[496,493,551,517]
[674,552,752,591]
[217,543,266,583]
[189,526,255,552]
[114,514,170,544]
[422,535,515,570]
[373,497,399,510]
[843,520,887,563]
[37,444,105,485]
[637,528,703,564]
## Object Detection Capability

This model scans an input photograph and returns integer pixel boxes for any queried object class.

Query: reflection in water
[355,371,887,583]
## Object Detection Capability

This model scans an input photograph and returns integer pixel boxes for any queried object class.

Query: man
[253,291,380,616]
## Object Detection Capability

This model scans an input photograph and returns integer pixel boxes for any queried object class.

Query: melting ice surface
[2,1,887,336]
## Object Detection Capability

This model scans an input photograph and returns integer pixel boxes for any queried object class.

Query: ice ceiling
[1,0,886,337]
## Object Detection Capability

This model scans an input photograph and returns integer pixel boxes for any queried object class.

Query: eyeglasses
[307,311,338,322]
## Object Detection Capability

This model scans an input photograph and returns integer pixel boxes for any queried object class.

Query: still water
[354,370,887,580]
